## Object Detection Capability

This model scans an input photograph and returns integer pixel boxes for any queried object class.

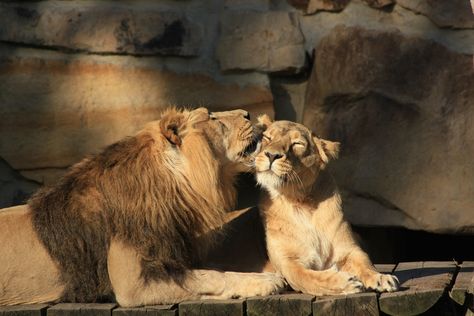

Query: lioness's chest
[275,207,333,270]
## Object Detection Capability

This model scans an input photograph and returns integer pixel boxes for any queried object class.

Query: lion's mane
[28,108,233,302]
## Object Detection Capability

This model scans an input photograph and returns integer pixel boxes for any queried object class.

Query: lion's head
[159,107,260,171]
[254,115,340,197]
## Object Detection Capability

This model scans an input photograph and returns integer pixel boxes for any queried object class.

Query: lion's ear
[257,114,273,129]
[313,136,340,164]
[159,110,185,146]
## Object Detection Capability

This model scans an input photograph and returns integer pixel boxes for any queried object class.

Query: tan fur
[0,108,283,306]
[255,119,399,295]
[0,205,64,305]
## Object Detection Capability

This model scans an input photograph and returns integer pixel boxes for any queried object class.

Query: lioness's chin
[256,170,284,190]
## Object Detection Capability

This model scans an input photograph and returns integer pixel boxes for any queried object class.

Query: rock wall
[1,0,473,233]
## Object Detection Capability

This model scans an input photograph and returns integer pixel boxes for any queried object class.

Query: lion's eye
[263,134,271,141]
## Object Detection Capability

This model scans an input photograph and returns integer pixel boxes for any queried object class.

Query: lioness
[255,116,399,295]
[0,108,284,307]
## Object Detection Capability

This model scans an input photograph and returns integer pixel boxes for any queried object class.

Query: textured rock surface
[286,0,351,14]
[303,26,474,234]
[224,0,270,10]
[307,0,351,14]
[217,11,306,73]
[0,44,273,184]
[299,1,474,55]
[1,0,472,236]
[0,2,202,56]
[363,0,394,8]
[397,0,474,29]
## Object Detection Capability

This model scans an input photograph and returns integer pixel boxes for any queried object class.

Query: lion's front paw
[316,270,365,295]
[223,272,286,299]
[363,272,399,292]
[339,273,365,295]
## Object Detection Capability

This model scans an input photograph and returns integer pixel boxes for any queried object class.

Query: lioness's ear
[257,114,273,129]
[313,136,340,164]
[159,110,185,146]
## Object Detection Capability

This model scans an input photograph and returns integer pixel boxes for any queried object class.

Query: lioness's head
[254,115,339,196]
[160,107,261,170]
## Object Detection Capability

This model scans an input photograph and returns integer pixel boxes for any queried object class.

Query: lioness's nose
[265,151,283,165]
[243,111,250,120]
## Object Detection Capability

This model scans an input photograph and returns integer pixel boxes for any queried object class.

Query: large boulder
[396,0,474,29]
[217,11,306,73]
[303,26,474,234]
[0,2,202,56]
[0,44,274,185]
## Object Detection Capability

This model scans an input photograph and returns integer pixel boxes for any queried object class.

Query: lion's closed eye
[292,142,305,147]
[292,141,306,154]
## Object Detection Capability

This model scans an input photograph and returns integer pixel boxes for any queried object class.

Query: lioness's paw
[322,271,365,295]
[222,272,286,299]
[340,273,365,295]
[364,273,399,292]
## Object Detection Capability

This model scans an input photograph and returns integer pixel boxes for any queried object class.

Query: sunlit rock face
[0,1,274,187]
[1,0,473,235]
[303,26,474,234]
[0,46,273,184]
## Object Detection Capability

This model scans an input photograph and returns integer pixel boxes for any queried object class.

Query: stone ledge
[0,44,274,179]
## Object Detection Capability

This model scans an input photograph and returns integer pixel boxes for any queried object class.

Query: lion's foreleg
[107,239,284,307]
[278,260,364,296]
[196,271,284,300]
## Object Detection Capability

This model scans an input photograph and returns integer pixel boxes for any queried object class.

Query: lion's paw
[222,272,286,299]
[315,270,365,295]
[363,272,399,292]
[338,273,365,295]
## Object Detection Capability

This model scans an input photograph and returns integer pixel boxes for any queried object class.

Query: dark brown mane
[28,113,229,302]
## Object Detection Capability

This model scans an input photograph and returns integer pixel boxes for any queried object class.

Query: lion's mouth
[242,129,263,156]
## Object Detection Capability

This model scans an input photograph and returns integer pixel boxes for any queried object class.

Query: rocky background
[0,0,473,235]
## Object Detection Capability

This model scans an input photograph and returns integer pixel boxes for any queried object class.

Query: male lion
[0,108,284,307]
[254,116,399,295]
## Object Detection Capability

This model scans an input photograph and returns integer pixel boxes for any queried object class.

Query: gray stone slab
[450,261,474,308]
[0,304,49,316]
[246,294,314,316]
[114,305,176,316]
[47,303,116,316]
[379,261,457,316]
[313,292,378,316]
[178,300,244,316]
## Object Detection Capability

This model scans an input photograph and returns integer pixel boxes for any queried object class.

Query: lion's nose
[265,151,283,166]
[243,111,250,120]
